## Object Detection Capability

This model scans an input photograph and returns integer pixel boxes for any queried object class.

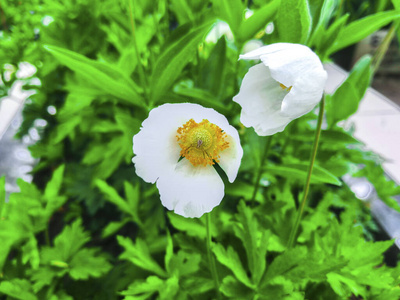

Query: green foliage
[276,0,311,43]
[1,0,400,299]
[326,55,373,126]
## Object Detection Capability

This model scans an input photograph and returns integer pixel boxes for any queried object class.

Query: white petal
[233,63,291,136]
[218,126,243,183]
[157,159,224,218]
[235,43,327,133]
[132,104,183,183]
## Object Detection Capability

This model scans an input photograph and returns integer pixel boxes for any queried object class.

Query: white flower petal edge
[233,43,327,136]
[132,103,243,218]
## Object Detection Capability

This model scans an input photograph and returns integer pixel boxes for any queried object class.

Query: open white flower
[233,43,327,136]
[132,103,243,218]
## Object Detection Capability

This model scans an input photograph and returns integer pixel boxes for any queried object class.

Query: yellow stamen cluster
[177,119,229,167]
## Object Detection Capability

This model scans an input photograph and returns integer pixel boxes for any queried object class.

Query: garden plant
[1,0,400,299]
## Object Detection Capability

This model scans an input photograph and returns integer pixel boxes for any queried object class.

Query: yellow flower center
[177,119,229,167]
[279,83,292,91]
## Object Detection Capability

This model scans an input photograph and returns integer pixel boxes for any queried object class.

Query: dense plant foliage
[1,0,400,299]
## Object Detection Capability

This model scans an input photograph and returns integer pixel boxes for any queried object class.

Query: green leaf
[150,21,214,103]
[266,163,342,186]
[199,37,227,96]
[44,45,143,106]
[69,248,112,280]
[44,165,65,199]
[0,279,37,300]
[117,236,167,278]
[165,231,174,275]
[318,14,349,58]
[212,0,244,35]
[121,276,164,299]
[308,0,337,47]
[233,201,269,285]
[95,179,131,215]
[213,244,254,288]
[226,180,263,202]
[168,250,201,277]
[326,55,372,126]
[102,219,129,238]
[237,0,280,42]
[124,181,142,225]
[276,0,311,43]
[167,212,206,238]
[328,10,400,54]
[49,219,90,261]
[220,276,253,299]
[173,84,228,113]
[22,235,40,269]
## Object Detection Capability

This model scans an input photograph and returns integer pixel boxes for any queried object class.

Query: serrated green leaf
[117,236,167,278]
[44,165,65,199]
[50,219,90,261]
[124,181,142,226]
[167,212,206,238]
[95,179,131,215]
[237,0,280,42]
[328,10,400,55]
[44,45,143,106]
[266,163,342,186]
[150,21,214,103]
[326,55,372,126]
[102,219,129,238]
[168,250,201,277]
[22,235,40,269]
[276,0,311,43]
[0,279,37,300]
[69,248,112,280]
[233,201,269,285]
[220,276,253,299]
[121,276,164,298]
[213,244,254,288]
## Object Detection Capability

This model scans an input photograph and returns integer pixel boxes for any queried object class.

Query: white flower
[132,103,243,218]
[233,43,327,136]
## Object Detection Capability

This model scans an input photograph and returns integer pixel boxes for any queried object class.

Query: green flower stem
[372,23,398,75]
[206,213,221,298]
[251,135,273,202]
[287,96,325,249]
[128,0,148,100]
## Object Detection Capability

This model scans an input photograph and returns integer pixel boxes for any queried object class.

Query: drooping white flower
[233,43,327,136]
[132,103,243,218]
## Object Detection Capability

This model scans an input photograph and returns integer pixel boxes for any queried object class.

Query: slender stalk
[372,23,398,75]
[128,0,148,100]
[206,213,221,298]
[251,135,273,202]
[287,96,325,249]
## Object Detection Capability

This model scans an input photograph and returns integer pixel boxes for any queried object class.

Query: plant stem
[128,0,148,100]
[372,23,398,75]
[251,135,273,202]
[206,213,221,298]
[287,96,325,249]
